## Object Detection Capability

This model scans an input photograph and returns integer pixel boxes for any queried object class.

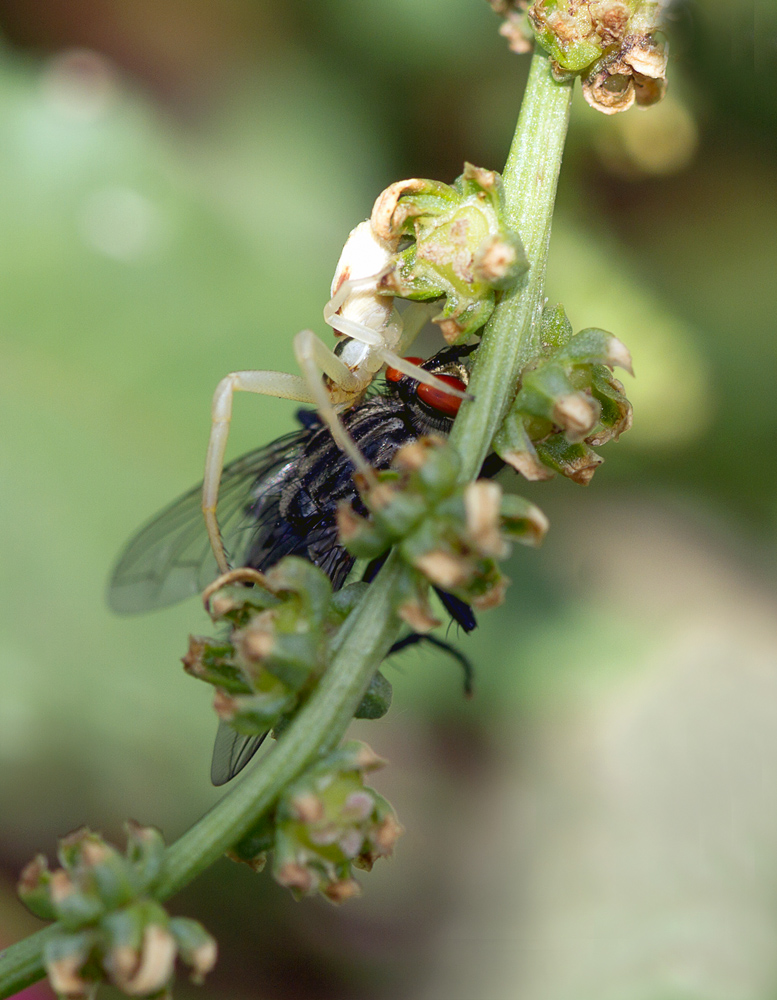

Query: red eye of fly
[385,357,425,383]
[417,375,467,416]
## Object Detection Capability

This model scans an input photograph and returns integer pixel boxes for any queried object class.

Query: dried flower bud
[552,392,600,441]
[112,924,176,996]
[275,861,316,894]
[18,856,57,921]
[169,918,218,985]
[414,549,471,590]
[582,31,668,114]
[290,793,325,824]
[464,480,508,558]
[397,594,442,633]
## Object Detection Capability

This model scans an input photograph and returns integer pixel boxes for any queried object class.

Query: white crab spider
[202,219,471,575]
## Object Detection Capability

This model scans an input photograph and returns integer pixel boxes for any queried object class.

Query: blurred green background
[1,2,775,999]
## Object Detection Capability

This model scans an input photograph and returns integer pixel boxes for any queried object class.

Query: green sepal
[262,632,320,691]
[493,410,550,479]
[227,689,297,736]
[207,582,279,627]
[101,902,147,956]
[354,671,393,720]
[81,850,137,914]
[306,741,382,783]
[588,367,632,443]
[168,917,217,984]
[535,433,604,484]
[183,639,253,695]
[265,557,332,628]
[124,822,166,895]
[409,440,461,500]
[540,302,574,354]
[499,494,548,546]
[329,581,368,621]
[17,856,57,921]
[371,490,429,541]
[229,812,275,868]
[433,291,496,345]
[512,361,577,422]
[455,558,505,606]
[52,882,105,932]
[56,829,104,871]
[339,524,387,560]
[398,517,452,568]
[558,327,618,367]
[43,927,99,992]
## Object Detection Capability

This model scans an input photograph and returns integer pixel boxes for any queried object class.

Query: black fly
[109,344,484,783]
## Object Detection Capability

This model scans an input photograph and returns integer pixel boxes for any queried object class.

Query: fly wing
[108,431,307,614]
[210,722,268,786]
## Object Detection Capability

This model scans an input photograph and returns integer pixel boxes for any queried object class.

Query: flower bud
[370,163,526,343]
[354,670,393,720]
[536,435,605,484]
[20,827,217,997]
[17,856,57,921]
[272,742,401,903]
[496,304,633,483]
[43,929,97,999]
[169,918,218,985]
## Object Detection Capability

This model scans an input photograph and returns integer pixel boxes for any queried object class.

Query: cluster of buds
[229,742,402,903]
[338,437,548,628]
[489,0,668,114]
[485,0,534,54]
[17,824,216,998]
[183,559,373,740]
[494,304,633,484]
[372,162,527,343]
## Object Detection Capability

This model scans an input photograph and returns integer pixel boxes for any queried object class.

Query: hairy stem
[450,50,573,480]
[0,48,573,1000]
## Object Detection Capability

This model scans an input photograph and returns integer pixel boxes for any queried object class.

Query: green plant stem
[450,50,573,480]
[155,554,403,899]
[0,48,573,1000]
[0,558,404,999]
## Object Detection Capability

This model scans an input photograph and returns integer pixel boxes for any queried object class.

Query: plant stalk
[450,50,573,480]
[0,48,573,1000]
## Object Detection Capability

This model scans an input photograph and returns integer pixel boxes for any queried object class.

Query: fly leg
[387,632,475,696]
[204,369,317,573]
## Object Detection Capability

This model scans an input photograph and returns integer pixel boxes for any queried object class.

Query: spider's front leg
[203,369,317,573]
[292,328,376,480]
[327,263,472,403]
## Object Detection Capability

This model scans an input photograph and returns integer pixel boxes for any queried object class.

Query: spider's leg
[293,329,377,482]
[204,370,316,573]
[325,269,391,325]
[379,349,473,400]
[324,268,397,346]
